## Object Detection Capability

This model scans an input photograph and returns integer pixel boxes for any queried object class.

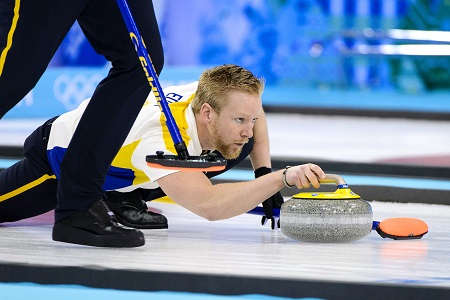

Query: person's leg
[0,120,58,222]
[55,0,163,220]
[0,159,57,223]
[53,0,162,247]
[0,0,83,117]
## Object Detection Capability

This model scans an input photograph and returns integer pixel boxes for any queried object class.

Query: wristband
[282,166,294,188]
[254,166,272,178]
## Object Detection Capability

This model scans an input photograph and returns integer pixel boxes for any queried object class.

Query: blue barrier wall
[4,66,450,119]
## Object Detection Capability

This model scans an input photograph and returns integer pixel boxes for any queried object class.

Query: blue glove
[254,167,284,229]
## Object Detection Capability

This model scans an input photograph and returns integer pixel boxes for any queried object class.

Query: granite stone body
[280,198,373,243]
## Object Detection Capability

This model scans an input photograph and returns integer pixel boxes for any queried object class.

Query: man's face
[209,91,262,159]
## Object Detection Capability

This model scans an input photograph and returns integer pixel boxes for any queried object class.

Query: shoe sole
[114,215,168,230]
[52,222,145,247]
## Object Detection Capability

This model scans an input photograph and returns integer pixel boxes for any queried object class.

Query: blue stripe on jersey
[47,147,135,191]
[102,166,135,190]
[47,147,65,179]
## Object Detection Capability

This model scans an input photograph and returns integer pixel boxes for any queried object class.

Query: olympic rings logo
[53,73,103,110]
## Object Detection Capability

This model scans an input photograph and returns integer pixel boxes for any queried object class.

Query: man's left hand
[254,167,284,229]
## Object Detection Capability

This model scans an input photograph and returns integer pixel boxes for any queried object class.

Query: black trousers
[0,118,57,222]
[0,0,163,221]
[0,119,254,223]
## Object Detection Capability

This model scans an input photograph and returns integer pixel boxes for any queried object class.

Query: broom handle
[116,0,189,159]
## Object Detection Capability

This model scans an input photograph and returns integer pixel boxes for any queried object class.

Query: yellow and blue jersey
[46,82,203,192]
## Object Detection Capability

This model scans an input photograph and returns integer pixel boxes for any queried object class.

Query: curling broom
[116,0,227,172]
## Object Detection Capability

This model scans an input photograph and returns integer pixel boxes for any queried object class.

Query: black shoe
[52,199,145,248]
[105,190,168,229]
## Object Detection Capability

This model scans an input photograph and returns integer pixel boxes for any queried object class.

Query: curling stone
[280,174,373,243]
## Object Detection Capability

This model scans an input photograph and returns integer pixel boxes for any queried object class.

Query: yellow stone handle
[319,174,347,186]
[292,173,360,199]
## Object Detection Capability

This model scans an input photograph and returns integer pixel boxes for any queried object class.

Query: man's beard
[210,121,246,160]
